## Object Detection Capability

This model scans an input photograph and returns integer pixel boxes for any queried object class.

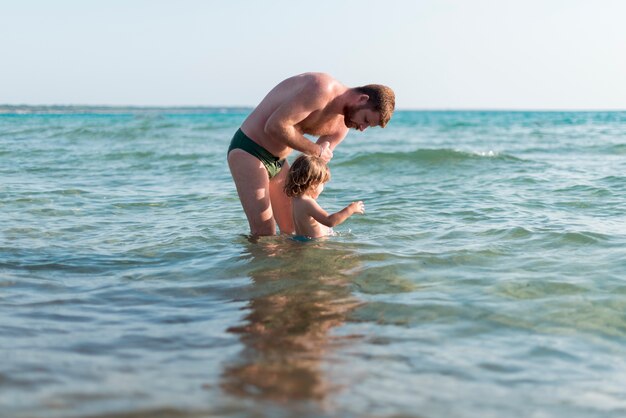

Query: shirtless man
[227,72,395,236]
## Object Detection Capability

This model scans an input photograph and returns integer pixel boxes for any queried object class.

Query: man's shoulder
[289,74,339,109]
[300,73,340,93]
[299,72,335,82]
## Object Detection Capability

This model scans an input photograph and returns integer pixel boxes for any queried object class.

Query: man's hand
[318,141,333,163]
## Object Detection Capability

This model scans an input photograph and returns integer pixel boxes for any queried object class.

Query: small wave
[579,143,626,155]
[599,175,626,183]
[553,184,613,198]
[438,121,479,130]
[340,148,522,167]
[610,144,626,154]
[544,230,610,246]
[191,124,231,131]
[48,188,91,196]
[350,301,465,326]
[479,226,534,240]
[495,279,589,300]
[597,176,626,191]
[50,125,161,140]
[102,150,157,160]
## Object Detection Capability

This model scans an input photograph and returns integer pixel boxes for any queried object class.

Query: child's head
[284,154,331,198]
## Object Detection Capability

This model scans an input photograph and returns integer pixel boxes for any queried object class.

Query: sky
[1,0,625,109]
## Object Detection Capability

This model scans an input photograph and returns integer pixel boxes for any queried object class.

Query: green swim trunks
[227,129,285,179]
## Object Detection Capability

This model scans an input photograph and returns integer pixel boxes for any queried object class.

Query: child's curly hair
[284,154,331,198]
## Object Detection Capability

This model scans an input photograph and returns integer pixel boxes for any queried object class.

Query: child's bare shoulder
[294,196,319,211]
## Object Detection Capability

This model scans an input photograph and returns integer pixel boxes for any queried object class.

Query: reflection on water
[221,236,363,402]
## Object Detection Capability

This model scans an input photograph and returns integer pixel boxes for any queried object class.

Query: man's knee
[249,220,277,236]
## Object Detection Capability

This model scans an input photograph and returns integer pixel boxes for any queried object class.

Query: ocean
[1,107,625,418]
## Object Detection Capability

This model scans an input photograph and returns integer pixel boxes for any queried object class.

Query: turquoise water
[1,108,626,418]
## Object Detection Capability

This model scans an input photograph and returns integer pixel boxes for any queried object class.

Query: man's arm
[317,129,349,152]
[264,83,330,159]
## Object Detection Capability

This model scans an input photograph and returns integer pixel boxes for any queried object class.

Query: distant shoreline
[1,105,624,115]
[0,105,254,115]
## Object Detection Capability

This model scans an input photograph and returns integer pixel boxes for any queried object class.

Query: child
[284,154,365,238]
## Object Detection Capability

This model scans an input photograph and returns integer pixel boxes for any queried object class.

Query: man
[227,72,395,236]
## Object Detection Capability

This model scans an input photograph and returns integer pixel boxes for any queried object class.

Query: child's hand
[350,201,365,214]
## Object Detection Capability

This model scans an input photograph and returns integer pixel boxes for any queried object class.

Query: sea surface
[1,107,626,418]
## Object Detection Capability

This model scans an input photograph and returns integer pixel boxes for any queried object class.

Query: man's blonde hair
[284,154,331,198]
[355,84,395,127]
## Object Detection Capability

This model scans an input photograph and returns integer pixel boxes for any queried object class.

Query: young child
[284,154,365,238]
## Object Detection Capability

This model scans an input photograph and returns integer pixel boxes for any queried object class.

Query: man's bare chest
[298,111,344,137]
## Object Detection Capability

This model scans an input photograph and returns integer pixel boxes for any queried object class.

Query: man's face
[344,105,381,132]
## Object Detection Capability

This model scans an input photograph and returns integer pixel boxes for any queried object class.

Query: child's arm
[305,199,365,228]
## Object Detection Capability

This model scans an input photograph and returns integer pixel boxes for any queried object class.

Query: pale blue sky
[2,0,625,109]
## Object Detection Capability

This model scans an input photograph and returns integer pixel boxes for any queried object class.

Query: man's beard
[343,104,364,129]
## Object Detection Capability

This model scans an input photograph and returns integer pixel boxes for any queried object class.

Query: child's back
[292,194,334,238]
[284,154,364,239]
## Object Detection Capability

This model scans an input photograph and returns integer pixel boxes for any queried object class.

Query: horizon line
[1,104,625,113]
